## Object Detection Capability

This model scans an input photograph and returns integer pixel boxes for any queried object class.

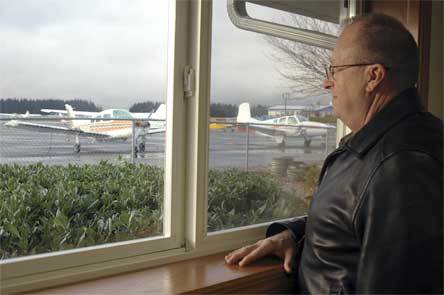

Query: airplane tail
[150,104,166,120]
[237,103,252,123]
[65,104,84,128]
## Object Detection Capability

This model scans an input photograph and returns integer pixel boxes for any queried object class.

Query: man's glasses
[324,63,390,80]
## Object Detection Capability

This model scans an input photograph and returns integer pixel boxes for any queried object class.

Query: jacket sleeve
[266,216,307,242]
[354,151,443,293]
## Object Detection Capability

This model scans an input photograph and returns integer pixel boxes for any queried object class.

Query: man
[225,14,443,293]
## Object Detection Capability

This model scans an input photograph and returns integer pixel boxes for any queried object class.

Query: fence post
[325,130,329,155]
[245,123,249,171]
[131,120,135,163]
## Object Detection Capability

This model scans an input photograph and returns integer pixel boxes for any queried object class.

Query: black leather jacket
[267,88,443,294]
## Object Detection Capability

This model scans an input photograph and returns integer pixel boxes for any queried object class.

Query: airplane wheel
[279,139,287,151]
[74,144,81,153]
[304,140,311,147]
[138,143,145,153]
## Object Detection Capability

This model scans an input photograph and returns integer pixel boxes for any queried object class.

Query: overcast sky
[0,0,334,109]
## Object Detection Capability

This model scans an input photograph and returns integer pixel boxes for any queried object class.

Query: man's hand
[224,229,297,273]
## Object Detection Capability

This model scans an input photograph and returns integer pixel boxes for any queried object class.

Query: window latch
[183,65,194,99]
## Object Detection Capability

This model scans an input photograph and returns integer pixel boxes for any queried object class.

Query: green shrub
[0,162,306,259]
[301,164,322,207]
[0,162,163,259]
[208,169,306,231]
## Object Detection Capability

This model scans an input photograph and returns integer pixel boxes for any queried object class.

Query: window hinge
[183,65,195,99]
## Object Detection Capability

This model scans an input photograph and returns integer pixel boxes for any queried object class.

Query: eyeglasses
[324,63,390,80]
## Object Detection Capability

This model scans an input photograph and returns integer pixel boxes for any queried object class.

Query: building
[313,105,334,117]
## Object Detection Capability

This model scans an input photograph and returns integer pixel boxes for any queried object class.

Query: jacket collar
[342,87,423,156]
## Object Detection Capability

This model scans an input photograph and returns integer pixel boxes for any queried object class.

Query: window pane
[208,0,339,232]
[0,0,168,259]
[246,1,341,35]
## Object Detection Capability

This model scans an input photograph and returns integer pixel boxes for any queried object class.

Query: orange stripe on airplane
[89,125,132,132]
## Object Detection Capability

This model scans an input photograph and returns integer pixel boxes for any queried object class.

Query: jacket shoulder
[379,112,443,163]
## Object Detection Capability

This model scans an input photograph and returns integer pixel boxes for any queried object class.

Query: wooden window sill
[23,252,295,294]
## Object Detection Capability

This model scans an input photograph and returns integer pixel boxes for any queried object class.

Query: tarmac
[0,121,337,170]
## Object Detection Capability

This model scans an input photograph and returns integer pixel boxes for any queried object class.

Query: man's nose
[322,78,333,90]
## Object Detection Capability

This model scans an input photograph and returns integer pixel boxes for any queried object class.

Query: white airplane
[5,104,166,154]
[236,102,335,148]
[0,111,41,118]
[40,107,154,119]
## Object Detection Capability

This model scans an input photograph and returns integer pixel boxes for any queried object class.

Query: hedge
[0,162,307,259]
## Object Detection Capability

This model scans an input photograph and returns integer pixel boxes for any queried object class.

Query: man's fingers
[283,247,295,273]
[225,244,257,264]
[238,241,272,267]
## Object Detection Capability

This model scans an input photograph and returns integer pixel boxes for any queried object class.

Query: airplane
[0,111,41,118]
[40,107,154,119]
[236,102,335,148]
[4,104,166,155]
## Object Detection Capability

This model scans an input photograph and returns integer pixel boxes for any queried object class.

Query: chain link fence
[1,117,336,170]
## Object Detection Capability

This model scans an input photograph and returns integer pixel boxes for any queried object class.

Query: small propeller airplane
[5,104,166,154]
[0,111,41,118]
[236,102,335,148]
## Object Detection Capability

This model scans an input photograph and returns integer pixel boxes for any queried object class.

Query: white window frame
[0,1,359,293]
[1,0,187,292]
[194,0,358,251]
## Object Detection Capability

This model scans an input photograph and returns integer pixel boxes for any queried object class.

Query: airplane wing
[142,127,166,135]
[40,109,99,118]
[298,121,336,129]
[245,124,289,137]
[4,120,110,139]
[148,128,166,134]
[0,112,41,118]
[242,122,334,137]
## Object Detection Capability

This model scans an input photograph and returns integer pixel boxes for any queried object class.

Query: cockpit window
[297,115,308,122]
[112,110,132,119]
[287,116,298,124]
[278,117,287,125]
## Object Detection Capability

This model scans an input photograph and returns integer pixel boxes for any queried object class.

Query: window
[112,110,133,119]
[1,1,355,293]
[0,1,186,291]
[208,0,342,232]
[0,0,170,259]
[287,116,298,125]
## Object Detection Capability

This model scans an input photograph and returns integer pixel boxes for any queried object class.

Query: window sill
[23,252,295,294]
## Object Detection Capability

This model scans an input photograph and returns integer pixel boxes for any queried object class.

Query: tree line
[0,99,102,114]
[210,103,268,118]
[1,99,269,118]
[130,102,269,118]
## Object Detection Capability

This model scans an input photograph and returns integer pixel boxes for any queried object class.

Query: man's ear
[365,64,386,92]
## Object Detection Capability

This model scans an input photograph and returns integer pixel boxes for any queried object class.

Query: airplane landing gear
[73,135,81,153]
[74,143,81,153]
[133,142,146,157]
[138,142,145,153]
[279,139,287,151]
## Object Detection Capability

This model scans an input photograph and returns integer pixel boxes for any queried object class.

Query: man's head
[323,14,419,131]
